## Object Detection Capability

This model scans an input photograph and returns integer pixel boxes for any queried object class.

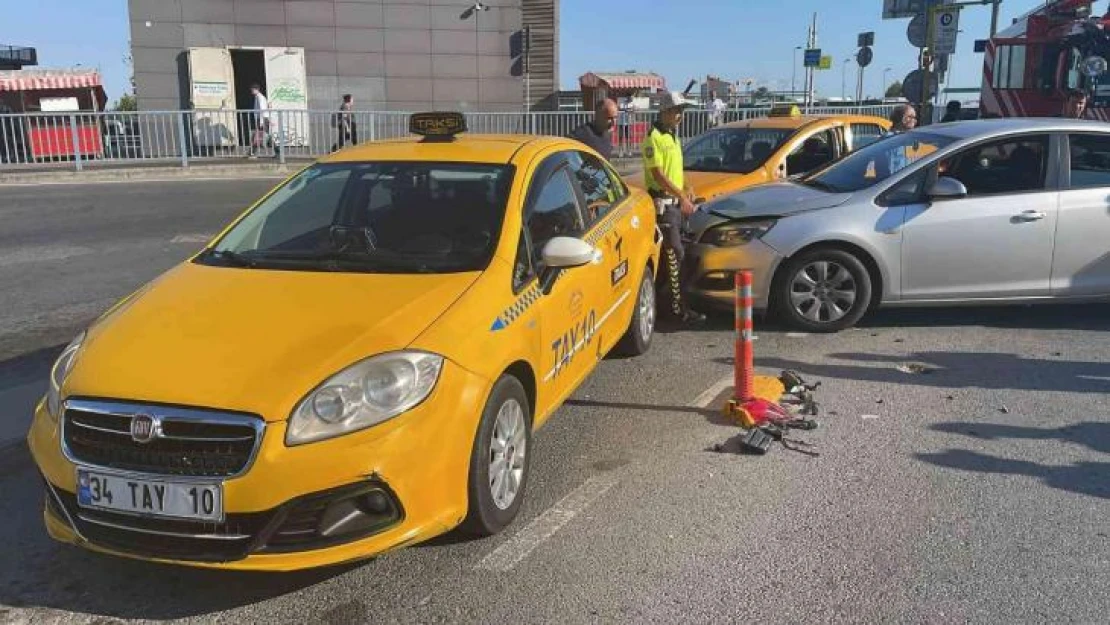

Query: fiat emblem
[130,414,158,444]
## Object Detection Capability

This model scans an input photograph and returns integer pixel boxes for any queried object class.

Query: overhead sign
[973,39,988,53]
[804,48,822,67]
[902,68,940,102]
[883,0,941,20]
[819,55,832,70]
[857,47,874,68]
[907,14,927,48]
[933,6,961,55]
[858,32,875,48]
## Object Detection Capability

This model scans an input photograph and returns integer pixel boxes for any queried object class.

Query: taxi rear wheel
[614,266,655,357]
[461,375,532,537]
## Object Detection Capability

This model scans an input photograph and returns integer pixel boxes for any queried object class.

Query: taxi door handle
[1014,210,1046,222]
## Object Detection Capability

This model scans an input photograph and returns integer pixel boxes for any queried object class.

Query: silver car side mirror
[927,176,967,200]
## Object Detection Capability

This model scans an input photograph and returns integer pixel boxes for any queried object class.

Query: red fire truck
[980,0,1110,119]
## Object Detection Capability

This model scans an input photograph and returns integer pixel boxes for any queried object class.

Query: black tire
[614,266,656,357]
[461,375,532,537]
[773,247,872,332]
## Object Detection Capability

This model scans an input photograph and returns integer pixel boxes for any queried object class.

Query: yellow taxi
[629,106,892,203]
[28,113,662,571]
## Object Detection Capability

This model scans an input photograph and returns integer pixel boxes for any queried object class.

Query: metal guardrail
[0,105,896,171]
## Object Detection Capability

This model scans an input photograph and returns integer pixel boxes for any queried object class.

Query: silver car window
[801,131,954,193]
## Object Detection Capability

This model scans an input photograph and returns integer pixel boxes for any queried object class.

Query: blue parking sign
[804,49,822,67]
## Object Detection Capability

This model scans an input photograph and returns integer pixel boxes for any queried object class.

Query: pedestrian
[941,100,961,122]
[888,103,918,134]
[568,98,618,160]
[332,94,358,151]
[247,83,275,158]
[1061,89,1088,119]
[707,90,726,128]
[642,90,705,325]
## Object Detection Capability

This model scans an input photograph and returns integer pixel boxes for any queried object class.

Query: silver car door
[900,133,1059,300]
[1052,132,1110,296]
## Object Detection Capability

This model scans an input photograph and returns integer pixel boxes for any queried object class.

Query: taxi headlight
[700,219,777,247]
[46,331,86,421]
[286,351,444,445]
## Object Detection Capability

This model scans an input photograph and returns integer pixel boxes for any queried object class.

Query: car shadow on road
[563,398,735,427]
[0,452,361,620]
[917,421,1110,500]
[755,351,1110,394]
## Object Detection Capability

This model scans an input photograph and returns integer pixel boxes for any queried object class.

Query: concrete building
[127,0,557,112]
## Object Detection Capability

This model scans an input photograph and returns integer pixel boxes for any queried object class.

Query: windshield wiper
[203,249,258,268]
[799,178,841,193]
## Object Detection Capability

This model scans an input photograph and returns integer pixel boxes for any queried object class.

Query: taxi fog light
[701,219,776,247]
[46,331,86,421]
[287,351,444,445]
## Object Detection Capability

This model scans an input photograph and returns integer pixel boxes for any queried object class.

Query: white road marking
[475,473,621,573]
[786,332,809,338]
[0,245,94,268]
[690,374,733,408]
[170,233,214,244]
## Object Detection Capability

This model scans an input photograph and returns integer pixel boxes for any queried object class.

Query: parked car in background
[626,106,891,203]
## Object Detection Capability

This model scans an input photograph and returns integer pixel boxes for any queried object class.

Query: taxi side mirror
[539,237,597,294]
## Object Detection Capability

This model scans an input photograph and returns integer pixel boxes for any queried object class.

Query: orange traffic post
[724,269,792,429]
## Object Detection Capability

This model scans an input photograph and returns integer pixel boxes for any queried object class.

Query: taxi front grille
[62,399,263,478]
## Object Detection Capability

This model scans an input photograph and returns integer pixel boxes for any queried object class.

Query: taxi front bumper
[28,360,490,571]
[684,239,783,311]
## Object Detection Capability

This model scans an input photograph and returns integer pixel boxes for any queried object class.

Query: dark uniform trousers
[654,195,692,318]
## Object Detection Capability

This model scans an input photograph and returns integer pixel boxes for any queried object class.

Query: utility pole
[989,0,1001,37]
[805,12,818,109]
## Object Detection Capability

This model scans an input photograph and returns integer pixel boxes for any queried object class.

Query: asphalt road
[1,180,1108,624]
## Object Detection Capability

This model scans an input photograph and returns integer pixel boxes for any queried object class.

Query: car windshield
[798,131,955,193]
[683,128,793,174]
[198,161,514,274]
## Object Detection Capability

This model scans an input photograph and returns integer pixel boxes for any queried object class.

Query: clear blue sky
[2,0,1094,104]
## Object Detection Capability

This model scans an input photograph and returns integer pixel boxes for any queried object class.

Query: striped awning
[579,72,665,91]
[0,69,103,92]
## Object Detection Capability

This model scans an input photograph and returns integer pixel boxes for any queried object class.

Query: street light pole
[842,58,851,101]
[883,67,891,98]
[792,46,801,98]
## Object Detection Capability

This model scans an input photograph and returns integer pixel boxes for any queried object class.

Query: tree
[754,86,771,100]
[113,94,137,111]
[885,80,903,98]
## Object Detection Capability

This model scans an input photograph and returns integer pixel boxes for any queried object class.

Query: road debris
[862,414,880,420]
[999,405,1010,414]
[896,363,934,374]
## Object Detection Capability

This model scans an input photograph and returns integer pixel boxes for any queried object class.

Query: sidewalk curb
[2,161,640,185]
[0,163,301,185]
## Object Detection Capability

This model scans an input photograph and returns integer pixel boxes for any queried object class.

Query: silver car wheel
[790,260,858,323]
[489,398,527,510]
[638,274,656,343]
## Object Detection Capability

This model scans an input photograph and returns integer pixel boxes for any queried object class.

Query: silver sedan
[683,118,1110,332]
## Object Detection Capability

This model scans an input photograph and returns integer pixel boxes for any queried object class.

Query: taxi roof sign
[769,104,802,117]
[409,111,467,140]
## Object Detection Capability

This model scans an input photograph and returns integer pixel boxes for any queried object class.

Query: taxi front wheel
[614,266,655,357]
[461,375,532,536]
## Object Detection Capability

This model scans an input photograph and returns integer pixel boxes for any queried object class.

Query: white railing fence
[0,105,896,171]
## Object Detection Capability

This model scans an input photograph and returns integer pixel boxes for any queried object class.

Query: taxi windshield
[199,161,514,274]
[799,131,955,193]
[683,128,793,174]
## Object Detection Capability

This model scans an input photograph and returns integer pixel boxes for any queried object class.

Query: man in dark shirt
[569,98,618,160]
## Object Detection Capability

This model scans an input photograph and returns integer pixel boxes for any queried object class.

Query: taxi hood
[65,262,479,421]
[682,170,770,203]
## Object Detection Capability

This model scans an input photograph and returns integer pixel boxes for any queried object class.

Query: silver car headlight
[47,331,86,421]
[286,351,444,445]
[700,219,777,247]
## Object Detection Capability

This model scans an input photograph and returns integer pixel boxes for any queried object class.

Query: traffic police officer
[643,91,705,324]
